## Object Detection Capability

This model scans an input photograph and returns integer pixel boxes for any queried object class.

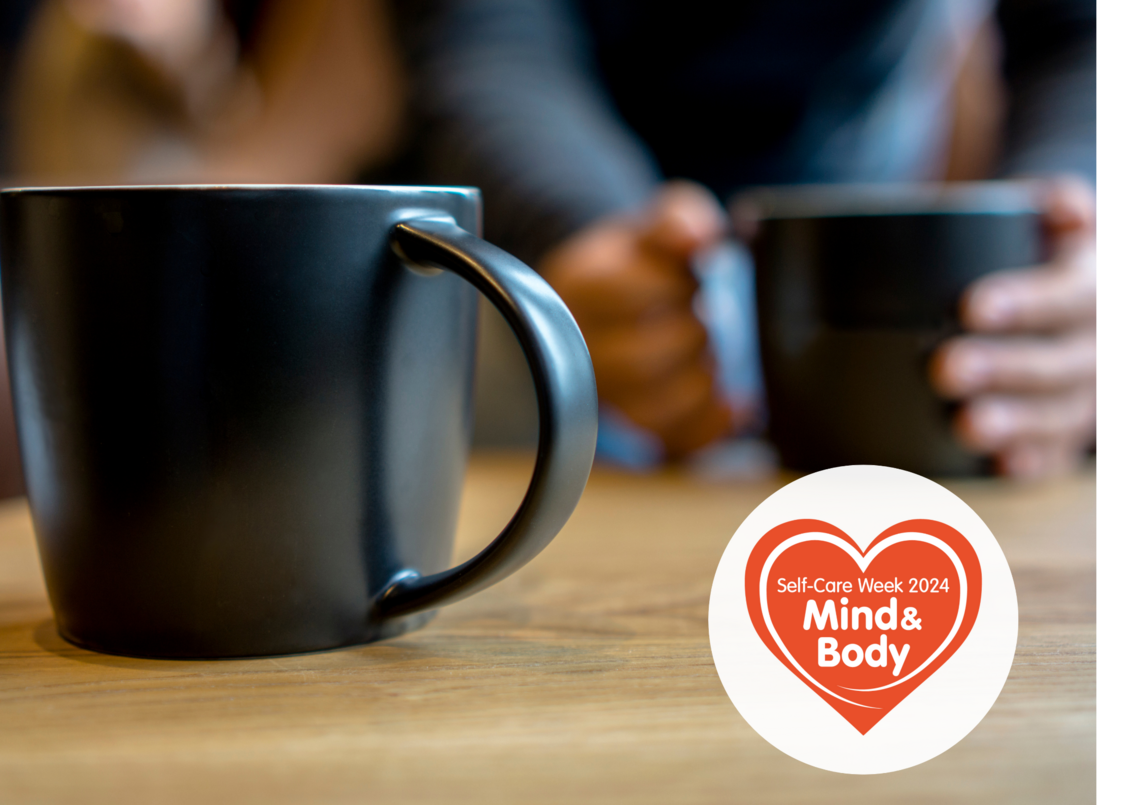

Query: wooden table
[0,452,1095,804]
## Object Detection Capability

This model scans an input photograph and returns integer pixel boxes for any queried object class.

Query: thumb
[1041,175,1095,235]
[640,181,726,257]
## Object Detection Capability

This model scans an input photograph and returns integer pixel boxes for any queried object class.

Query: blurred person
[397,0,1096,478]
[9,0,405,183]
[0,0,407,497]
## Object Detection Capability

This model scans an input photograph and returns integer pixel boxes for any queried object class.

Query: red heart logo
[744,519,982,734]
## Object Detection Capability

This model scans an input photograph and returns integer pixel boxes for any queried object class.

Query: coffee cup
[0,184,598,658]
[732,182,1043,476]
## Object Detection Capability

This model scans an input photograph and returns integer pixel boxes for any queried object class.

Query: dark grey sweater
[396,0,1095,264]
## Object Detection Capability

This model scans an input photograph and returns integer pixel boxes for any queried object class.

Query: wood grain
[0,453,1094,804]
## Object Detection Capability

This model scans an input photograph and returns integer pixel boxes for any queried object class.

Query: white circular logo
[708,465,1018,774]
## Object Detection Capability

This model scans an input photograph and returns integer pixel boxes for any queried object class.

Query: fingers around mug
[640,181,727,257]
[544,235,700,325]
[589,311,709,394]
[612,358,730,450]
[380,218,598,619]
[960,238,1096,333]
[995,440,1087,479]
[953,386,1096,453]
[931,331,1096,397]
[658,390,735,457]
[1041,174,1096,234]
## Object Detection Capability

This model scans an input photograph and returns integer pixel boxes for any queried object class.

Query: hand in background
[540,181,734,457]
[64,0,229,85]
[932,176,1096,478]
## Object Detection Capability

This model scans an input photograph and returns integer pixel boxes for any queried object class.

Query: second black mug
[734,182,1044,476]
[0,184,598,659]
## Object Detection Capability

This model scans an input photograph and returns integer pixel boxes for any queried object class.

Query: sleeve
[393,0,662,266]
[995,0,1096,184]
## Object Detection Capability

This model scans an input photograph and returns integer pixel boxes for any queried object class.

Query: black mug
[0,185,598,658]
[732,182,1044,476]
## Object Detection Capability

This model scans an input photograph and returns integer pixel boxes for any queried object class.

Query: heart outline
[759,532,969,695]
[744,519,983,734]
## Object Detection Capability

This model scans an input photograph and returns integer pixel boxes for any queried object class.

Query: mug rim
[0,183,481,198]
[731,180,1041,223]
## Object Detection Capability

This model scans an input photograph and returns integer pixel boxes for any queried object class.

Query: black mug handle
[375,217,598,620]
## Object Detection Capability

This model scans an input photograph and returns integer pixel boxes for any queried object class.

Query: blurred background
[0,0,1096,495]
[0,0,546,495]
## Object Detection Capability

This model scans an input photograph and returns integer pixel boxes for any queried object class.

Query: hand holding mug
[540,181,733,457]
[932,176,1096,478]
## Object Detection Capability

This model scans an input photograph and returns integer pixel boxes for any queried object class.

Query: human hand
[931,176,1096,478]
[64,0,245,123]
[65,0,221,72]
[540,181,733,457]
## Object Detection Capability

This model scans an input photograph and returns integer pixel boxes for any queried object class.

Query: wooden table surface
[0,452,1095,804]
